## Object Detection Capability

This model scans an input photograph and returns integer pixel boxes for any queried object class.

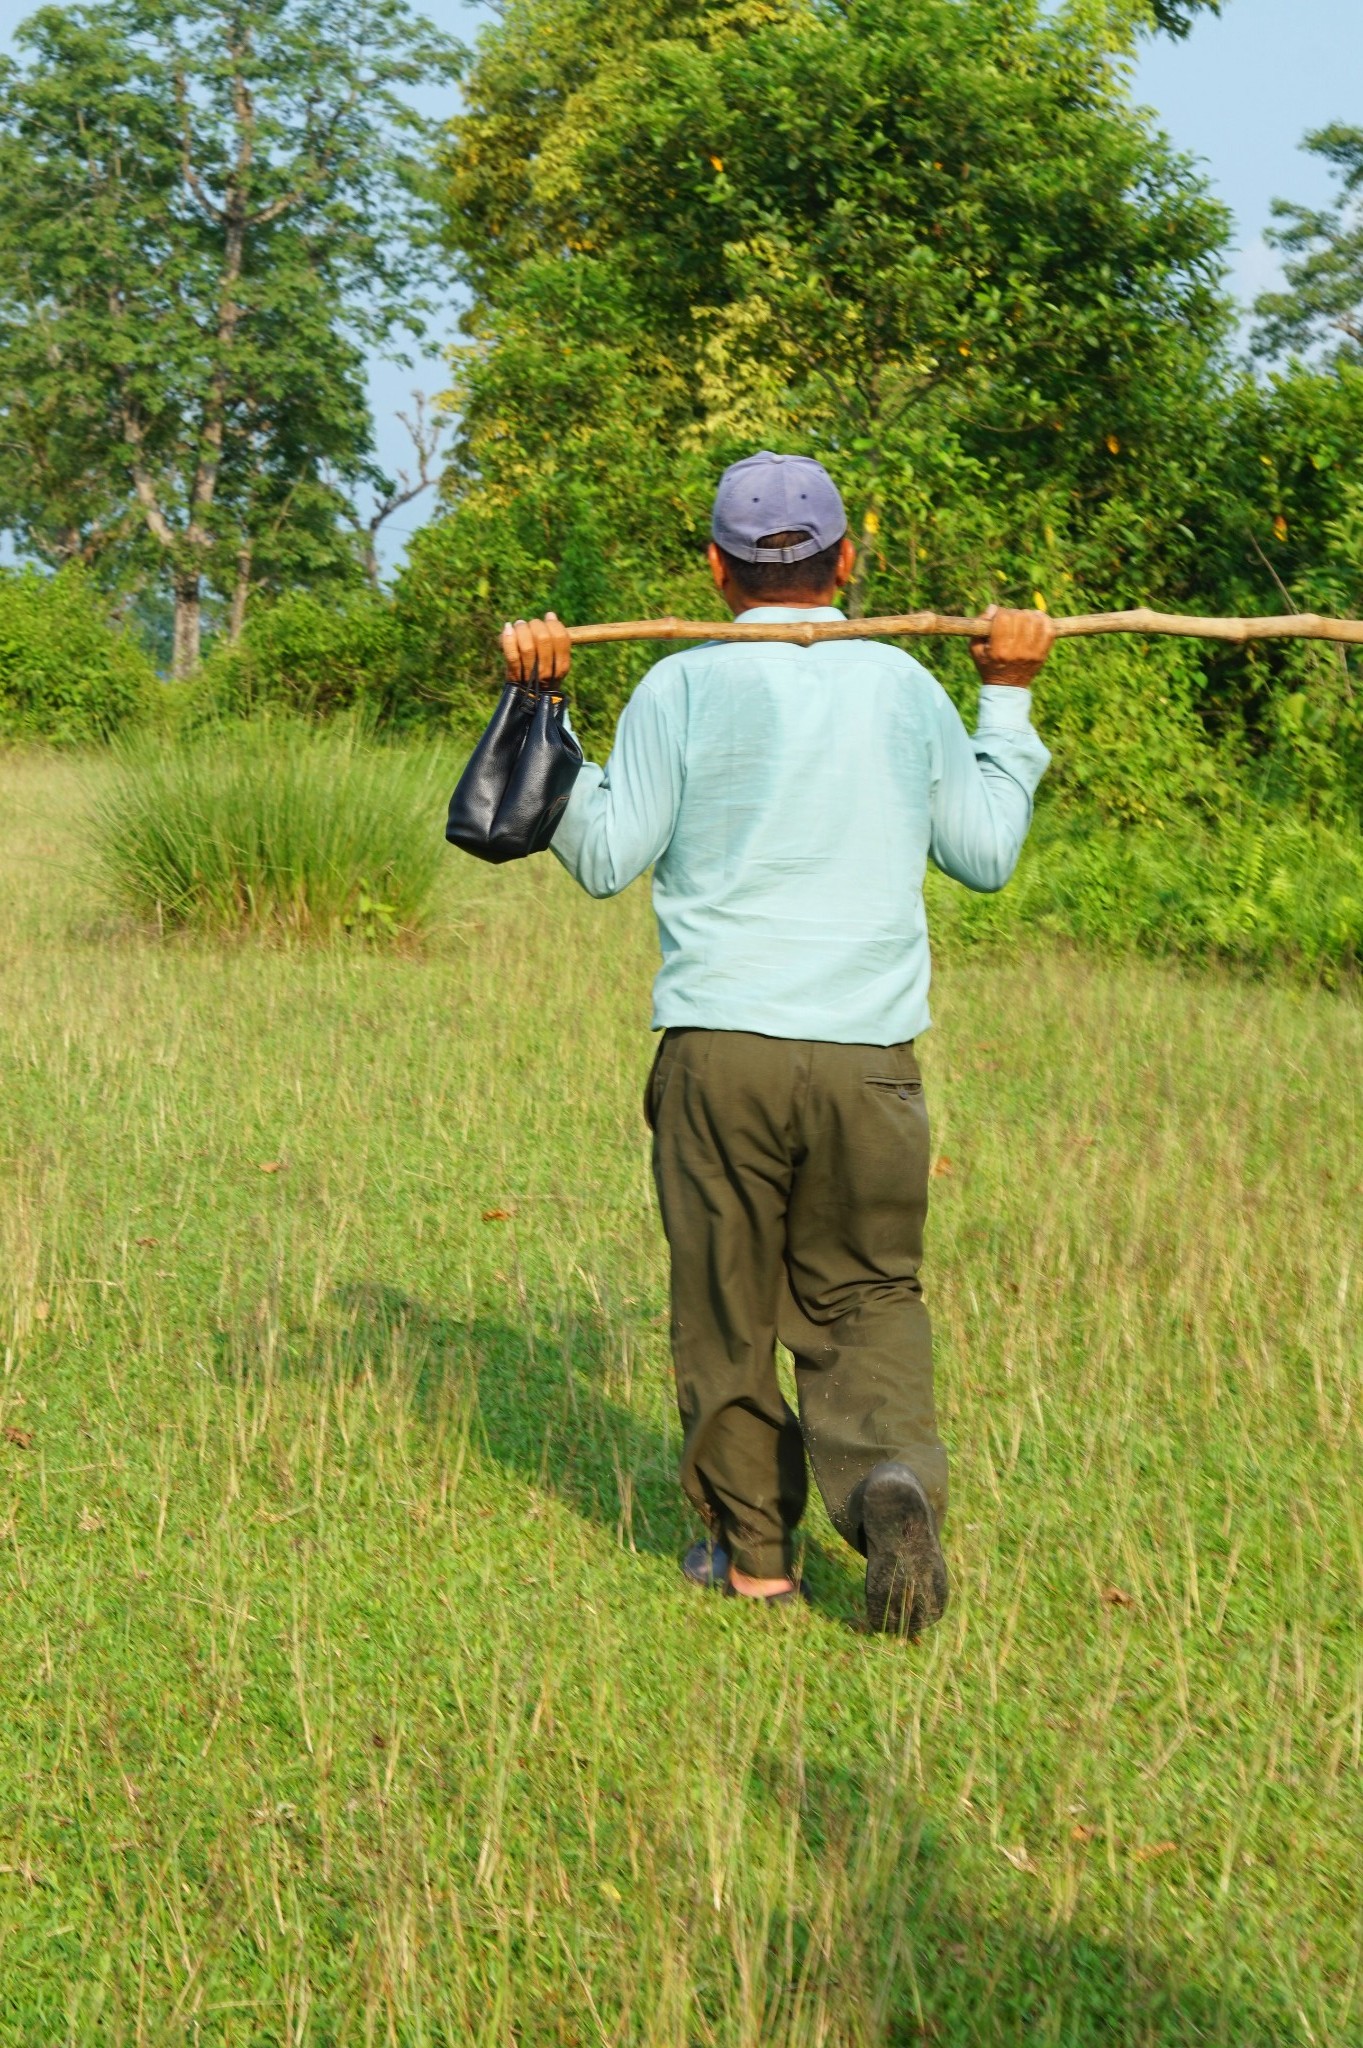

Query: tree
[1144,0,1222,35]
[1254,125,1363,364]
[1061,0,1224,39]
[408,0,1234,737]
[0,0,458,675]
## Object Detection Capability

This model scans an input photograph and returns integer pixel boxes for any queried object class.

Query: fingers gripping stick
[968,604,1056,689]
[502,612,573,689]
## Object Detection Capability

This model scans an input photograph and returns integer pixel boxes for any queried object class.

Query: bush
[87,723,454,943]
[0,568,154,744]
[1016,636,1233,827]
[194,588,407,726]
[394,483,720,751]
[927,802,1363,983]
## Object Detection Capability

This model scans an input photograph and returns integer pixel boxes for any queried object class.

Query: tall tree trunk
[228,542,252,641]
[172,572,202,679]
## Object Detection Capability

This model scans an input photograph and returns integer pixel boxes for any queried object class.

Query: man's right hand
[502,611,572,688]
[969,605,1055,689]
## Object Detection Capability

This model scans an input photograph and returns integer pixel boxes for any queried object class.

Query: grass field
[0,747,1360,2045]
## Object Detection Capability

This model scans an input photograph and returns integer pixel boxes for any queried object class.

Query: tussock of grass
[86,721,453,941]
[1,750,1360,2041]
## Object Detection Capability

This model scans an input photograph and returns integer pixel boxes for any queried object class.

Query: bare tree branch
[348,392,447,585]
[175,67,225,223]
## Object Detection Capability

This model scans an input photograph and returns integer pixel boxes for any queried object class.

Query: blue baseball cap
[711,451,847,564]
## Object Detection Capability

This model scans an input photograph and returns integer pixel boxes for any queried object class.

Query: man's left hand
[502,611,572,687]
[969,605,1056,689]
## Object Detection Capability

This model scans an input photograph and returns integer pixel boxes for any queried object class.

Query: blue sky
[1131,0,1363,307]
[0,0,1359,569]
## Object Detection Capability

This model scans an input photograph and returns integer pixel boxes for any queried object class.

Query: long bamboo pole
[564,608,1363,648]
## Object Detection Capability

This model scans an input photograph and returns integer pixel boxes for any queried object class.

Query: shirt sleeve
[928,681,1050,893]
[550,674,684,898]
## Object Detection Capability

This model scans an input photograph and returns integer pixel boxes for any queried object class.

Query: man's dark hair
[716,530,845,602]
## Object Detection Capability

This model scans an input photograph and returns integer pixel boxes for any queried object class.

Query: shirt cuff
[976,684,1034,730]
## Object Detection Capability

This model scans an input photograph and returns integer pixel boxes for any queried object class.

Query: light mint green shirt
[552,605,1050,1045]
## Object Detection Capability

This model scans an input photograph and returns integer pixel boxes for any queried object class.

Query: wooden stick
[565,608,1363,648]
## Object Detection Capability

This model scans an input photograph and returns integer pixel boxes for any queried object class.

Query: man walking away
[501,452,1053,1634]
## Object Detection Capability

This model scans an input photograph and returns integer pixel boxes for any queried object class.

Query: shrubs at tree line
[194,589,410,727]
[0,568,153,743]
[927,806,1363,985]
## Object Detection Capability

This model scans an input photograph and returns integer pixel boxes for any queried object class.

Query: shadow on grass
[306,1282,858,1609]
[881,1915,1293,2047]
[325,1283,685,1558]
[746,1752,1302,2046]
[212,1293,1310,2043]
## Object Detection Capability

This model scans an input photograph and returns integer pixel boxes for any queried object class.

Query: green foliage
[1142,0,1222,36]
[1255,125,1363,363]
[195,588,407,725]
[87,721,451,940]
[430,0,1232,621]
[928,802,1363,983]
[404,0,1254,753]
[1071,0,1226,38]
[396,0,1363,880]
[0,566,154,743]
[395,459,718,742]
[1150,363,1363,815]
[997,637,1230,826]
[0,0,459,672]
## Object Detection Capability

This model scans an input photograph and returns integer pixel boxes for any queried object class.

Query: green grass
[86,722,455,941]
[0,747,1360,2044]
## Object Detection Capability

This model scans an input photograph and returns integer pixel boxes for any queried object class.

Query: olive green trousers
[647,1028,946,1581]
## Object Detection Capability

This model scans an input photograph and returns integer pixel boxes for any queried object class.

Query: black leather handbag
[445,678,584,864]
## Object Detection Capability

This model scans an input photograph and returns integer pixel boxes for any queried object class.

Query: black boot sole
[862,1461,949,1637]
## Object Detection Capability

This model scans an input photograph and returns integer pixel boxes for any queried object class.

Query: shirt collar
[733,605,847,624]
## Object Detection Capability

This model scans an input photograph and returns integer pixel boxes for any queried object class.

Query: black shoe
[859,1460,949,1637]
[681,1539,731,1589]
[681,1540,811,1606]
